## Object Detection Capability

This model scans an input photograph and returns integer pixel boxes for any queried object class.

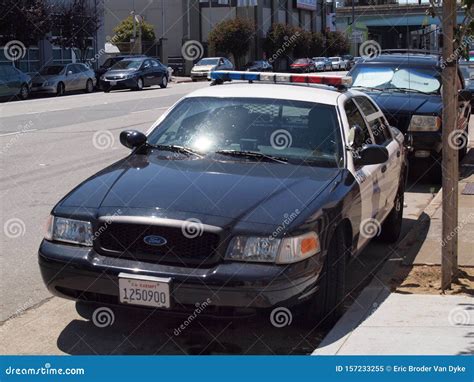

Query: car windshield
[110,60,142,70]
[330,58,339,62]
[294,59,308,64]
[39,66,64,75]
[197,58,219,66]
[313,57,324,61]
[459,64,474,80]
[350,64,441,94]
[103,58,121,68]
[147,97,343,166]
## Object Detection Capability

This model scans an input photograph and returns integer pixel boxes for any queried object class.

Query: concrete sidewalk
[313,146,474,356]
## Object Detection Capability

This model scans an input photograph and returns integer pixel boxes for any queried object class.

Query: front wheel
[18,84,29,100]
[56,82,65,96]
[134,77,144,91]
[84,79,93,93]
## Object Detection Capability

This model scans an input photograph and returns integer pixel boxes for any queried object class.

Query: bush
[325,31,349,56]
[208,18,255,67]
[113,15,156,43]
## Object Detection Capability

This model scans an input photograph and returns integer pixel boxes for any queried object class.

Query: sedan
[290,58,315,73]
[100,58,169,92]
[0,64,31,100]
[31,63,96,96]
[242,60,273,72]
[190,57,234,81]
[329,57,345,70]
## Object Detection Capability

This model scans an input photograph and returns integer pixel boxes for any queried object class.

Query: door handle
[381,165,387,173]
[397,150,401,158]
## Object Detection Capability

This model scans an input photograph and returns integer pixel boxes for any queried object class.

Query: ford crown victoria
[39,72,407,326]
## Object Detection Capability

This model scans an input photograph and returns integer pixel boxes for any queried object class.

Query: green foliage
[208,18,255,67]
[325,31,350,57]
[264,23,299,60]
[309,32,325,57]
[293,28,312,57]
[113,15,157,43]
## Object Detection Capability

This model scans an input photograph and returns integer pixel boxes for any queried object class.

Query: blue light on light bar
[211,71,260,81]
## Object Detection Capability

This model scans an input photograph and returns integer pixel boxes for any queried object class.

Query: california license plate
[118,273,171,308]
[109,80,117,86]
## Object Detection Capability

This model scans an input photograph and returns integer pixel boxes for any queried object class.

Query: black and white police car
[39,71,407,326]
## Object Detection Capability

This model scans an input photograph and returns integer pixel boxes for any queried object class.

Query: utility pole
[441,0,458,291]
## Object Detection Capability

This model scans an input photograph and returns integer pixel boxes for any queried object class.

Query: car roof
[184,83,342,105]
[360,53,440,66]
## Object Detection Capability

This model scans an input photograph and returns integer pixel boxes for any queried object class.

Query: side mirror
[459,89,472,102]
[356,144,389,166]
[120,130,147,149]
[348,124,364,148]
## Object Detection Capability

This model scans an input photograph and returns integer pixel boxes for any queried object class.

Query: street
[0,81,442,355]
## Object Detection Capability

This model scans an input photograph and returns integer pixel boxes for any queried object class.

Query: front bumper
[31,84,57,94]
[100,78,137,89]
[38,240,323,315]
[190,72,210,80]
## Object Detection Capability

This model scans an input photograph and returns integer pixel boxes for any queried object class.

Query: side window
[151,60,159,67]
[345,99,372,149]
[355,96,378,116]
[356,96,392,144]
[143,60,151,69]
[368,119,387,145]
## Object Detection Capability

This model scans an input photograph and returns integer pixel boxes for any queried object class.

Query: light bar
[210,71,352,87]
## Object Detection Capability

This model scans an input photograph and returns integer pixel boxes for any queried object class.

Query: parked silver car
[312,57,332,71]
[190,57,234,81]
[31,63,96,96]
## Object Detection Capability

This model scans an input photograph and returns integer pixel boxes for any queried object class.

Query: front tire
[56,82,65,96]
[85,79,93,93]
[18,84,29,100]
[160,75,168,88]
[303,228,347,327]
[134,77,144,91]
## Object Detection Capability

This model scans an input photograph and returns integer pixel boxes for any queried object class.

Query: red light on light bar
[290,75,350,86]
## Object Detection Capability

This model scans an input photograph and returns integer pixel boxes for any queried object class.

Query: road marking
[0,129,38,137]
[130,107,169,114]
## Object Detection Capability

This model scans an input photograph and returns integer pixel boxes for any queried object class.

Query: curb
[312,186,443,355]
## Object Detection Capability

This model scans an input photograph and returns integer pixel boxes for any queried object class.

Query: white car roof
[184,83,342,106]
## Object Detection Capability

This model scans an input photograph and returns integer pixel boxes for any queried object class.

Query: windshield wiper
[385,87,431,94]
[151,144,203,158]
[215,150,288,164]
[352,86,384,92]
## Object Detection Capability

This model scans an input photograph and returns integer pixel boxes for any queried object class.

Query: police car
[38,71,407,326]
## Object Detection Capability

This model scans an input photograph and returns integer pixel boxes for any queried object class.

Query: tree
[293,28,312,58]
[325,31,350,56]
[208,18,255,68]
[264,23,300,67]
[113,15,156,43]
[52,0,103,63]
[0,0,53,46]
[309,32,325,57]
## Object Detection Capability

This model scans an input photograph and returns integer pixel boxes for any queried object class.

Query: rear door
[141,59,155,86]
[355,96,401,220]
[65,64,81,90]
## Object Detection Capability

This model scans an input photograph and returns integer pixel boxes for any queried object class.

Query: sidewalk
[313,147,474,356]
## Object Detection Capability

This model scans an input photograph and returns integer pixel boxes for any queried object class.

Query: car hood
[192,65,215,71]
[32,74,62,81]
[366,91,442,115]
[58,154,339,227]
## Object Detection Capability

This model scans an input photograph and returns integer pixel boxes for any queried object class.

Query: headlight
[44,81,54,86]
[45,216,93,246]
[225,232,320,264]
[408,115,441,132]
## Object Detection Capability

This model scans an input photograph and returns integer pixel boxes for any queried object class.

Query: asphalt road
[0,80,441,354]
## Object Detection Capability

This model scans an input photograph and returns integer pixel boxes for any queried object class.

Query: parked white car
[329,57,345,70]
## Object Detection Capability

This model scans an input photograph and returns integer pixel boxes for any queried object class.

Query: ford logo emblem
[143,235,167,246]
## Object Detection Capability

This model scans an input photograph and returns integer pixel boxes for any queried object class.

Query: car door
[344,98,381,250]
[65,64,80,90]
[1,66,19,97]
[151,59,164,84]
[355,96,401,221]
[141,60,155,86]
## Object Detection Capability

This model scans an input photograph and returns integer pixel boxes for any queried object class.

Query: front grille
[105,75,123,80]
[96,222,221,266]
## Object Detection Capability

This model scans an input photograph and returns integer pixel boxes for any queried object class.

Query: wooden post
[441,0,459,291]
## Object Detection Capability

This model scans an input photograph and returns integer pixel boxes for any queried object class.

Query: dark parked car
[242,60,273,72]
[39,74,407,326]
[342,55,355,70]
[100,57,169,92]
[348,52,471,161]
[459,62,474,110]
[290,58,315,73]
[0,64,31,100]
[94,55,146,88]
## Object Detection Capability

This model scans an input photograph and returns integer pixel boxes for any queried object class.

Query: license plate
[118,273,171,308]
[109,80,117,86]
